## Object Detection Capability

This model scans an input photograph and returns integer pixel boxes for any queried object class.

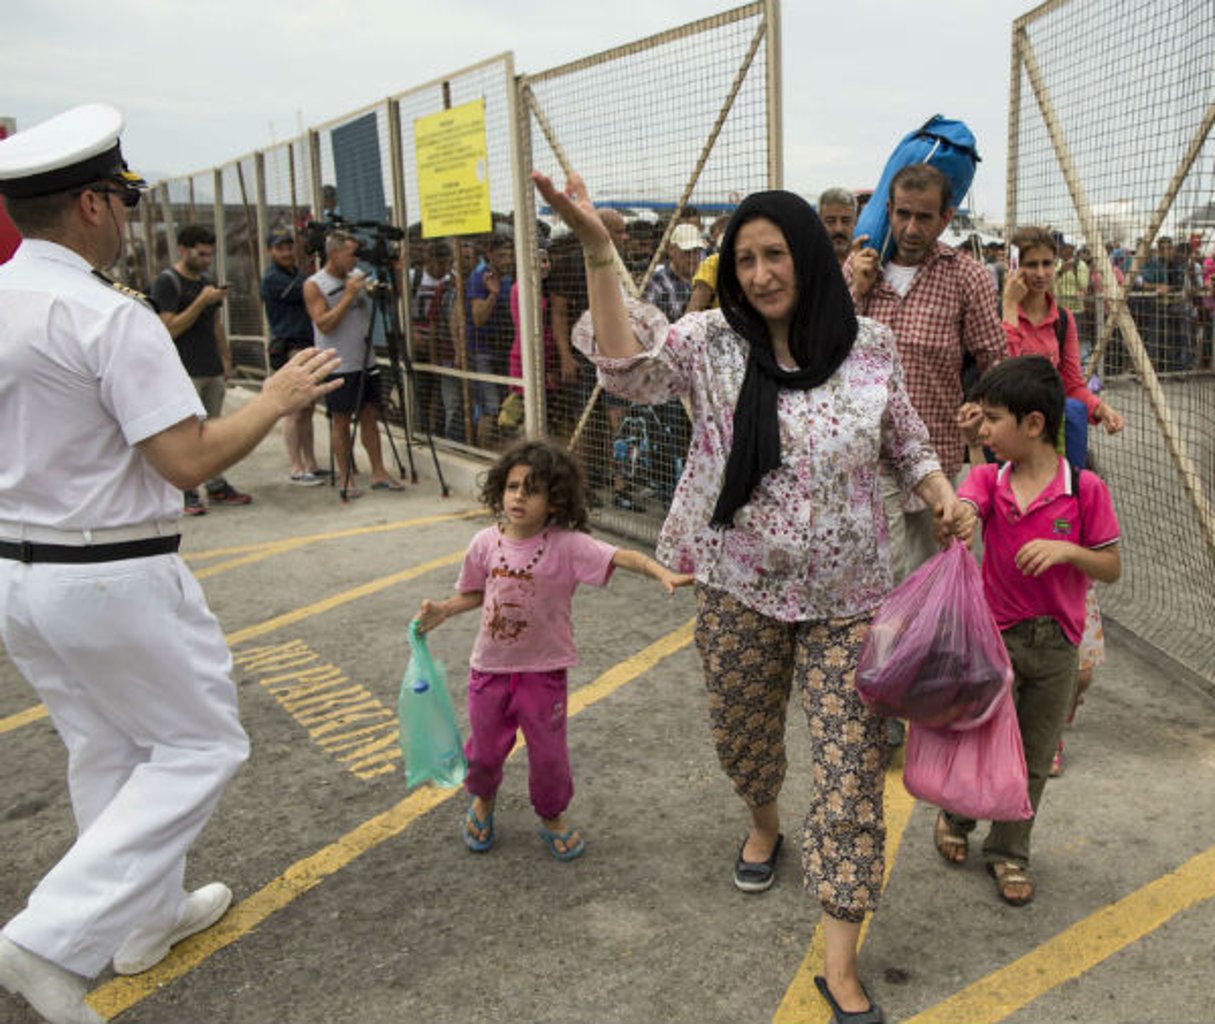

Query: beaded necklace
[494,524,549,578]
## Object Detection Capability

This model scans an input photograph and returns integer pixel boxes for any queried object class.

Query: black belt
[0,534,181,564]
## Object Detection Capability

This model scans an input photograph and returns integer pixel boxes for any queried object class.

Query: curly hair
[478,439,589,532]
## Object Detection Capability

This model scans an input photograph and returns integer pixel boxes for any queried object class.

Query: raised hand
[850,236,879,296]
[531,171,612,257]
[264,347,342,415]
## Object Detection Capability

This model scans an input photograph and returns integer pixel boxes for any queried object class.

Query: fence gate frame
[516,0,782,451]
[1006,0,1215,567]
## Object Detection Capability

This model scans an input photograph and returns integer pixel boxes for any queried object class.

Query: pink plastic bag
[902,689,1033,821]
[856,541,1013,728]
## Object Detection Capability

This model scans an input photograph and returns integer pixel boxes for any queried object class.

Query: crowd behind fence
[116,0,1211,686]
[120,2,777,543]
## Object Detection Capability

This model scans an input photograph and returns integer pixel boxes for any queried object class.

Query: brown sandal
[933,810,968,865]
[988,860,1035,906]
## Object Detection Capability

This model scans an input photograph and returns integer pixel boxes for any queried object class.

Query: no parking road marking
[85,620,697,1020]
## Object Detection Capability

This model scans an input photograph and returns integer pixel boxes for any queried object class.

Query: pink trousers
[464,668,573,820]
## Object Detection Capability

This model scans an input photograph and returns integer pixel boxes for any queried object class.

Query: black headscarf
[709,190,858,527]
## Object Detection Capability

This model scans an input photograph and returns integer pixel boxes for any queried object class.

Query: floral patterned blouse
[574,304,941,622]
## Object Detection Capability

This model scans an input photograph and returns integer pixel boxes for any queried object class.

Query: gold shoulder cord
[90,269,156,312]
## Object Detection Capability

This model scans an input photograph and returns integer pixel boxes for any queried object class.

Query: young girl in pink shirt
[417,439,690,861]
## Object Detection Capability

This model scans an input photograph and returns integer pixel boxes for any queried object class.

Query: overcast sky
[3,0,1030,222]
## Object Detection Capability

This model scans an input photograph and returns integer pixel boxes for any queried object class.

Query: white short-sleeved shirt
[0,239,205,529]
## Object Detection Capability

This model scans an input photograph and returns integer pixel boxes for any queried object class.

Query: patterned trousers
[694,584,886,922]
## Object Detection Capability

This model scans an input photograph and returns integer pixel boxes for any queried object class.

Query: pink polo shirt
[457,525,617,672]
[959,459,1120,644]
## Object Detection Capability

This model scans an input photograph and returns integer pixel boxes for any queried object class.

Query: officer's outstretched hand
[264,347,342,415]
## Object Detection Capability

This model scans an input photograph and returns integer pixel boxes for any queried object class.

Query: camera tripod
[336,264,449,501]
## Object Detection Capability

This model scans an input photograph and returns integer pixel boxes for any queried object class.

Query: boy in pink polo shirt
[936,355,1121,907]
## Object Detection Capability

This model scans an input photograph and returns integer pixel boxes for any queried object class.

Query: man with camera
[304,229,403,496]
[151,224,253,514]
[261,228,325,485]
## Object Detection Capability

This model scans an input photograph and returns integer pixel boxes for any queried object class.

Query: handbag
[397,619,467,789]
[902,688,1033,821]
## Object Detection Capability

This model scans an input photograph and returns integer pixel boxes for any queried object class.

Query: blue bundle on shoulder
[854,115,981,263]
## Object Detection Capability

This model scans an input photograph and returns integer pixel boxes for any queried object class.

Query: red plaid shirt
[845,243,1004,477]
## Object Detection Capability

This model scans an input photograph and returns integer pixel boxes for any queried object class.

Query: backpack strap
[1054,306,1070,355]
[1069,460,1084,513]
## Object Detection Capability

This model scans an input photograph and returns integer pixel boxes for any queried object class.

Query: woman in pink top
[416,440,690,862]
[1001,227,1125,434]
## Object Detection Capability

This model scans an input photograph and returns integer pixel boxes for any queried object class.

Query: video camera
[304,217,405,268]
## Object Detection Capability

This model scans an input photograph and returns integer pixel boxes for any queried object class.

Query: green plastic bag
[398,619,467,789]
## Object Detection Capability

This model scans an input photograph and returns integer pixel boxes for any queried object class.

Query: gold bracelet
[584,250,616,270]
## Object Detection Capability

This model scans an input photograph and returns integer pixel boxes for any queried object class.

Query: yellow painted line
[0,703,49,734]
[903,843,1215,1024]
[185,507,484,561]
[86,618,697,1019]
[189,508,485,579]
[224,549,465,646]
[773,748,915,1024]
[568,618,695,715]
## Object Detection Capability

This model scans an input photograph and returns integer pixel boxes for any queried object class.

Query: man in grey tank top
[304,230,403,496]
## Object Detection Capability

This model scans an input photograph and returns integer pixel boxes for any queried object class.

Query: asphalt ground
[3,394,1214,1024]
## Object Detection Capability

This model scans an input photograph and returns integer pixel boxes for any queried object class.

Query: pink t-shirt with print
[457,525,617,672]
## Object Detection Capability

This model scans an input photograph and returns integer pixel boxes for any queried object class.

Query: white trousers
[0,554,249,976]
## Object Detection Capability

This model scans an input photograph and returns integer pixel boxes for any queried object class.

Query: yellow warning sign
[414,100,492,238]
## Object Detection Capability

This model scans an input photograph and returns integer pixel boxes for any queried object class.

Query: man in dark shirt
[1136,235,1194,372]
[150,224,252,513]
[261,229,324,484]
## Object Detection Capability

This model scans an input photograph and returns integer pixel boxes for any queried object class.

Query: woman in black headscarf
[534,171,970,1024]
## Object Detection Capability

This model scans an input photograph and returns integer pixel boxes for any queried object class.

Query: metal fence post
[764,0,782,190]
[214,168,228,337]
[505,53,541,440]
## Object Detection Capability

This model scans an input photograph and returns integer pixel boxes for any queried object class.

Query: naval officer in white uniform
[0,105,340,1024]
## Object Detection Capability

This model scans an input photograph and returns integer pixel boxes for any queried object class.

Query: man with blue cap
[0,104,340,1024]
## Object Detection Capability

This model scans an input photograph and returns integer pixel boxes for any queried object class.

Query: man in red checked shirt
[846,162,1005,583]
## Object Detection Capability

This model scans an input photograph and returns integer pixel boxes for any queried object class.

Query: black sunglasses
[76,183,142,209]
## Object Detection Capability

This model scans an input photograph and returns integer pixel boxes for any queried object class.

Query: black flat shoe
[814,975,885,1024]
[732,832,783,893]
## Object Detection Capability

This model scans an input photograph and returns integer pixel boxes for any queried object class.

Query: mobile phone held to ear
[1008,245,1019,272]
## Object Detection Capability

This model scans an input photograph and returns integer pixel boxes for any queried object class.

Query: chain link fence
[522,2,776,538]
[1008,0,1215,685]
[126,1,778,543]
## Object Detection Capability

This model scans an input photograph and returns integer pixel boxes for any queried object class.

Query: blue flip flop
[462,803,494,853]
[536,823,585,861]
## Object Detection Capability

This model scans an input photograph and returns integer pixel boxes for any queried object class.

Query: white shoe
[0,936,103,1024]
[111,883,232,976]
